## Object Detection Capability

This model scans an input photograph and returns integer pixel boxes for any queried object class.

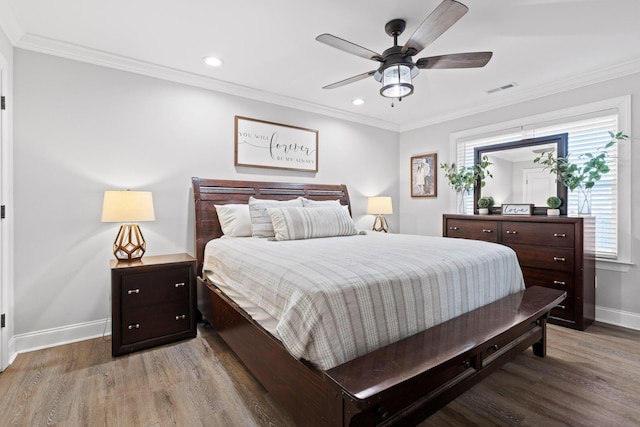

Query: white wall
[399,72,640,328]
[12,49,399,348]
[9,45,640,355]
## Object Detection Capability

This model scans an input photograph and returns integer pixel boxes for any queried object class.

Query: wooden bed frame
[192,177,566,426]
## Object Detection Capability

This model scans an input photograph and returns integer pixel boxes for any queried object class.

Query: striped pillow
[248,197,303,238]
[301,197,351,214]
[267,206,358,241]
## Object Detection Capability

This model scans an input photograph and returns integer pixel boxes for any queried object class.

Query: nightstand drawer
[111,253,196,356]
[121,267,191,308]
[121,301,191,345]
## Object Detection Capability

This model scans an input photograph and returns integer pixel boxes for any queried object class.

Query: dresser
[111,253,197,356]
[443,214,595,330]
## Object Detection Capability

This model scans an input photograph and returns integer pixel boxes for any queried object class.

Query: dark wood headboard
[192,177,351,275]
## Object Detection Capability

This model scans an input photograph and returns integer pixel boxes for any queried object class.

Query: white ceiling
[2,0,640,131]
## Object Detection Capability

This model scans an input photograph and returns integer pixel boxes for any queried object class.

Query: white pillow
[267,206,358,241]
[215,204,252,237]
[248,197,303,238]
[301,197,351,214]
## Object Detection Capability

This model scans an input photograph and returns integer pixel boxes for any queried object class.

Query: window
[451,96,631,262]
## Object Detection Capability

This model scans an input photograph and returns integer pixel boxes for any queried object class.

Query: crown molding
[14,33,400,132]
[9,31,640,134]
[401,57,640,132]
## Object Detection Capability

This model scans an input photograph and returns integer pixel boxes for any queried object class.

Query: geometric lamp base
[372,215,389,233]
[113,224,146,261]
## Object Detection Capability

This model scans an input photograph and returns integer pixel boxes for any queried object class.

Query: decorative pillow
[301,197,351,214]
[215,204,252,237]
[248,197,303,238]
[301,197,340,207]
[267,206,358,241]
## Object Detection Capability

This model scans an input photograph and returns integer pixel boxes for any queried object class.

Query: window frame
[449,95,632,269]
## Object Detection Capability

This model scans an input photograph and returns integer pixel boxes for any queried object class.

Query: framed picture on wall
[235,116,318,172]
[411,153,437,198]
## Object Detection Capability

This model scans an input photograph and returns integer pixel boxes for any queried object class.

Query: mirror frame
[474,133,568,215]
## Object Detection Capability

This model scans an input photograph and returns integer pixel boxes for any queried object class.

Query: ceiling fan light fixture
[380,64,413,98]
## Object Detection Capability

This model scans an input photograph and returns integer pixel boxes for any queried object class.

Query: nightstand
[111,253,197,356]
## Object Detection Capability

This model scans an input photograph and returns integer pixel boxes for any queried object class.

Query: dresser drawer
[445,219,498,242]
[550,297,575,322]
[501,222,575,248]
[121,300,191,345]
[121,267,191,308]
[521,267,575,292]
[508,243,574,272]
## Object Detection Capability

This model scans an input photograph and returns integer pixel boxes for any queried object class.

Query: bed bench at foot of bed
[325,285,565,426]
[197,277,565,427]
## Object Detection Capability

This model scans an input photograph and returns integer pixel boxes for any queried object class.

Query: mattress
[203,232,525,370]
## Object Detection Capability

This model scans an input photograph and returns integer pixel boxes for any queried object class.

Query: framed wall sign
[502,204,533,215]
[235,116,318,172]
[411,153,437,198]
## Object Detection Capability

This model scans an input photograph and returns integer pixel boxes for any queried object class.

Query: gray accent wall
[12,49,399,348]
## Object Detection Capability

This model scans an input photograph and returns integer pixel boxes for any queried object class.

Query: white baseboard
[6,307,639,360]
[14,318,112,354]
[596,305,640,331]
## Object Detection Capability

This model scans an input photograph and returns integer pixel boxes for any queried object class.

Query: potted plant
[534,131,628,213]
[477,196,494,215]
[441,155,493,214]
[546,196,562,216]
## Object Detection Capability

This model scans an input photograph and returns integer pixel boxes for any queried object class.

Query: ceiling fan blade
[416,52,493,69]
[401,0,469,56]
[316,34,383,62]
[322,70,377,89]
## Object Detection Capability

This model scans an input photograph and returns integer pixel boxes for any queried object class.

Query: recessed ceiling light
[203,56,223,67]
[352,98,365,106]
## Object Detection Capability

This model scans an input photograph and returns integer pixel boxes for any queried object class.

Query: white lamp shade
[367,196,393,215]
[101,191,155,223]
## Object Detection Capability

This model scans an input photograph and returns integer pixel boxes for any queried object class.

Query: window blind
[455,113,619,258]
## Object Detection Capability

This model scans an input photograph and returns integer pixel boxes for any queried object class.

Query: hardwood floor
[1,322,639,426]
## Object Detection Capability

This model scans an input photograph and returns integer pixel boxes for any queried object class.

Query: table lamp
[367,196,393,233]
[101,190,155,261]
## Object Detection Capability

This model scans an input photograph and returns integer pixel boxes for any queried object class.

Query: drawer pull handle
[482,229,493,233]
[553,256,566,262]
[128,323,140,330]
[556,304,566,310]
[127,289,140,295]
[506,230,517,234]
[554,233,567,237]
[553,280,566,286]
[490,344,499,351]
[461,360,470,369]
[175,314,186,320]
[449,226,459,231]
[175,282,185,288]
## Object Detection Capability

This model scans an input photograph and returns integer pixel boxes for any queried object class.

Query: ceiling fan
[316,0,492,100]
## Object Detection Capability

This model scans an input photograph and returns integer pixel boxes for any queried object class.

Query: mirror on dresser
[473,133,568,215]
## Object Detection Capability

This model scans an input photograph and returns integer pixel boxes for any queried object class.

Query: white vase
[478,208,489,215]
[547,208,560,216]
